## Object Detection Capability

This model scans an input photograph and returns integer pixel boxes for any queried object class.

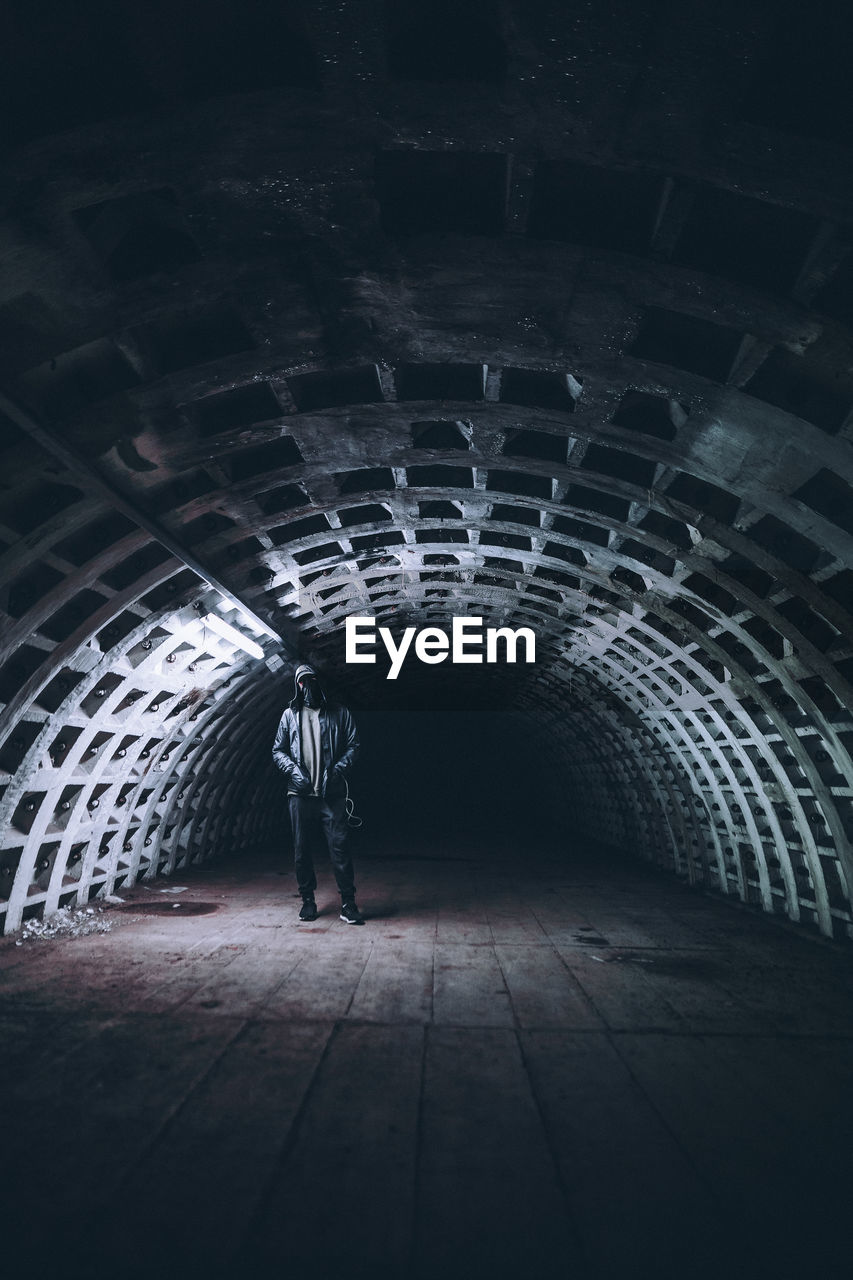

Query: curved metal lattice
[2,1,853,939]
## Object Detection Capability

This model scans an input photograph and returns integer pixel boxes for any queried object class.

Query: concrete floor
[2,838,853,1280]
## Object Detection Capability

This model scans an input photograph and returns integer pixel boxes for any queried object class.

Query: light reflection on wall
[0,594,285,935]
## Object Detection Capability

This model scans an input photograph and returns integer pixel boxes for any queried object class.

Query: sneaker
[298,899,318,922]
[340,901,364,925]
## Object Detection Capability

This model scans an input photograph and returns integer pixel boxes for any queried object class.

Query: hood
[291,662,324,707]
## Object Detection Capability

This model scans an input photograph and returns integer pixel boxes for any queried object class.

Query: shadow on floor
[1,842,852,1280]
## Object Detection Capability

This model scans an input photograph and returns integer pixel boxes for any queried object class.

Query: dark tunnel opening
[343,706,564,853]
[253,655,591,870]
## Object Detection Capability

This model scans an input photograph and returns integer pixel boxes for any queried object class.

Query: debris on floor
[159,886,188,894]
[16,905,113,944]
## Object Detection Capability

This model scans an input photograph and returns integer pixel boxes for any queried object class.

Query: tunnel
[2,2,853,1277]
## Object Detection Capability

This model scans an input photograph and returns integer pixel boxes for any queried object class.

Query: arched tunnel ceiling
[1,0,853,941]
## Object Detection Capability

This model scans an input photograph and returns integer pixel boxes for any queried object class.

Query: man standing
[272,663,363,924]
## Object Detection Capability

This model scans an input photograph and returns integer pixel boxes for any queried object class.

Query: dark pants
[288,793,355,903]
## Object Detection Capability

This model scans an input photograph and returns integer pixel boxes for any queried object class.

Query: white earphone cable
[343,775,363,828]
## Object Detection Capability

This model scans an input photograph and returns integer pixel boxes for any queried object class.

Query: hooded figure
[272,663,363,923]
